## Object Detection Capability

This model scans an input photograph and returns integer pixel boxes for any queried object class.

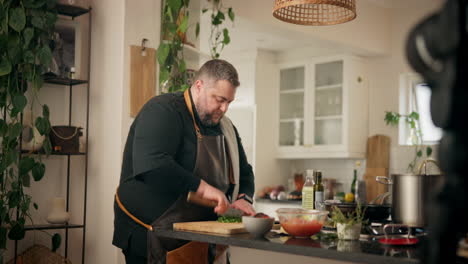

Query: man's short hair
[195,59,240,88]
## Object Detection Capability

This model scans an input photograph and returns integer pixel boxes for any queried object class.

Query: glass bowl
[276,208,328,237]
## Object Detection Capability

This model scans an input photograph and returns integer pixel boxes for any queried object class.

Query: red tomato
[281,218,323,237]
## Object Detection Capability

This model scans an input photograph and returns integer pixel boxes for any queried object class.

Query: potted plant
[158,0,192,93]
[157,0,235,93]
[331,203,366,240]
[384,111,433,173]
[202,0,235,59]
[0,0,61,261]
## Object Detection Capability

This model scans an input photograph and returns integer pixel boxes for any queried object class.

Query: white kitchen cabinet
[277,55,368,159]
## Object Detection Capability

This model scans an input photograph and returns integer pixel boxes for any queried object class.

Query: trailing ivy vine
[203,0,234,59]
[0,0,60,260]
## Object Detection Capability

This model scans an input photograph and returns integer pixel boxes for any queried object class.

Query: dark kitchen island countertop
[154,228,423,264]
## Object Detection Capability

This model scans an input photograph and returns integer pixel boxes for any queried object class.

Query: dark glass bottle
[351,169,357,195]
[314,171,324,208]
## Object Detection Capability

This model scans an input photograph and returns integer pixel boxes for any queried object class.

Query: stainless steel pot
[376,159,444,227]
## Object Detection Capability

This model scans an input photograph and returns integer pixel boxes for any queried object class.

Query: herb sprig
[217,216,242,223]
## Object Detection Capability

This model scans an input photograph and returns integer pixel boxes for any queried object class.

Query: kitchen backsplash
[290,159,365,195]
[288,144,439,195]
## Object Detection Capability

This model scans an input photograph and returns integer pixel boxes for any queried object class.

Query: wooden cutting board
[366,135,390,168]
[364,135,390,203]
[129,45,156,117]
[173,221,247,235]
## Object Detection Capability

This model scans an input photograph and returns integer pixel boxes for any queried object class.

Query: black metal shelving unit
[14,5,92,264]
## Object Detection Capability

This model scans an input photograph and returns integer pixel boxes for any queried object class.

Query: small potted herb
[331,203,366,240]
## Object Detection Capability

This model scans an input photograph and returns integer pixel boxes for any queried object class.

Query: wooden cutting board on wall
[364,135,390,203]
[173,221,247,235]
[130,45,156,117]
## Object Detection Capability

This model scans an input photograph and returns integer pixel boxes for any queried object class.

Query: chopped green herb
[217,216,242,223]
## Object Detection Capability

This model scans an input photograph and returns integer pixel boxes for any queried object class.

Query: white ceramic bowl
[242,216,274,237]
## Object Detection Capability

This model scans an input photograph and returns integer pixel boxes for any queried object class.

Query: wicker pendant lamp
[273,0,357,26]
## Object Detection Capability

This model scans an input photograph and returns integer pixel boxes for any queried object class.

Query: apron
[116,89,234,264]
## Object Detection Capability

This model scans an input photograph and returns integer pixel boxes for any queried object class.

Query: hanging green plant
[157,0,192,93]
[384,111,433,173]
[203,0,235,59]
[0,0,61,259]
[157,0,235,93]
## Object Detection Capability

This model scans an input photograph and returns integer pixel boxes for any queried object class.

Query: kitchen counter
[154,228,423,264]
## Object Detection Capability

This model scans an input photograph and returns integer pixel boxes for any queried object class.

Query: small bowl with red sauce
[276,208,328,238]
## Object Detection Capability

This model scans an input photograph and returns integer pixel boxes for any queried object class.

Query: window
[399,73,442,145]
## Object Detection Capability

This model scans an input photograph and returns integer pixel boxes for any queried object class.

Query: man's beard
[200,112,223,127]
[195,101,223,127]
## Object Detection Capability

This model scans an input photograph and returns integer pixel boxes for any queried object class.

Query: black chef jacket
[113,91,255,257]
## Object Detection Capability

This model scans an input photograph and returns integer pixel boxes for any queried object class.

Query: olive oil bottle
[302,170,315,210]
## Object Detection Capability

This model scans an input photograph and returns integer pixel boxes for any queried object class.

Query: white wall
[86,0,161,263]
[254,50,289,193]
[122,0,161,151]
[86,0,126,263]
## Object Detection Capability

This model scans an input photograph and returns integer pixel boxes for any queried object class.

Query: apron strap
[115,188,153,231]
[183,89,202,139]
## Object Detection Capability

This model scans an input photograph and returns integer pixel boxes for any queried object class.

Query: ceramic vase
[336,223,361,240]
[47,197,70,224]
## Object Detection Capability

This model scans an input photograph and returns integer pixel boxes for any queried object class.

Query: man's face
[195,79,236,127]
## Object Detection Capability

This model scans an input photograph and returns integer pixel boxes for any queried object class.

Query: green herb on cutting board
[217,216,242,223]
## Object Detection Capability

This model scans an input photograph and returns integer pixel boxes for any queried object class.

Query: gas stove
[360,222,427,240]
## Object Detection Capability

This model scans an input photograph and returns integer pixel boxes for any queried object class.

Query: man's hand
[231,198,256,216]
[196,180,230,215]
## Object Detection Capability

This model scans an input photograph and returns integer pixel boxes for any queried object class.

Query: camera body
[405,1,468,263]
[406,0,467,130]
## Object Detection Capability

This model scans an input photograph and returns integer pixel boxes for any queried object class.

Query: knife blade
[187,191,244,217]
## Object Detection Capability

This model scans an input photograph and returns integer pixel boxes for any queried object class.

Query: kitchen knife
[187,191,243,217]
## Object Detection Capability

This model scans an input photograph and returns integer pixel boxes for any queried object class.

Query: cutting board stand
[364,135,390,203]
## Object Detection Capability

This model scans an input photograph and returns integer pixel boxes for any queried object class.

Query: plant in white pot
[331,203,366,240]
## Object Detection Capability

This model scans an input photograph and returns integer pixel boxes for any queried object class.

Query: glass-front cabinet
[277,55,368,159]
[279,66,305,146]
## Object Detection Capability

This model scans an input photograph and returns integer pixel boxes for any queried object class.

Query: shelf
[280,89,304,94]
[314,115,342,120]
[44,77,88,86]
[280,118,304,123]
[56,4,90,18]
[315,84,342,91]
[24,223,84,231]
[21,150,86,156]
